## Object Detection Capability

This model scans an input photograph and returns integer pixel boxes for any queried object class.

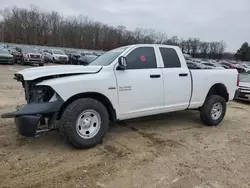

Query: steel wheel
[76,109,101,139]
[210,102,223,120]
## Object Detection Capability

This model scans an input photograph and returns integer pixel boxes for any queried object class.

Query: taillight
[237,74,240,86]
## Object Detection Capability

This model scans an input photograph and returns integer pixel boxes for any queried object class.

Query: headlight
[29,86,57,103]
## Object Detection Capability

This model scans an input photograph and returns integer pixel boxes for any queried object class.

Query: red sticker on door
[140,56,146,62]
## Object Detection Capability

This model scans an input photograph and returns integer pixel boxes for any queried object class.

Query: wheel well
[207,84,229,102]
[57,92,117,122]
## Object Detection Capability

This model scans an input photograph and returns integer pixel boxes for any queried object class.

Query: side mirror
[118,56,127,70]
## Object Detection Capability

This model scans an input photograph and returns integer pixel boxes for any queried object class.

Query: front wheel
[200,95,226,126]
[59,98,109,149]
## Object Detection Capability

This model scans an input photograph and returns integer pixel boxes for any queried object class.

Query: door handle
[179,73,188,77]
[150,74,161,78]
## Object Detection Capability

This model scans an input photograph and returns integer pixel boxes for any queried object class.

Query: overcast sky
[2,0,250,52]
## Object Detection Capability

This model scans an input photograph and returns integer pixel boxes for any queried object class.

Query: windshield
[90,46,128,66]
[239,74,250,82]
[21,47,38,53]
[53,50,65,55]
[0,49,10,54]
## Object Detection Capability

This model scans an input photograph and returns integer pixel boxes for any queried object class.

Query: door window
[159,48,181,68]
[126,47,157,69]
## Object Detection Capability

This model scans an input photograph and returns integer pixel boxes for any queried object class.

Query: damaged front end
[1,73,64,137]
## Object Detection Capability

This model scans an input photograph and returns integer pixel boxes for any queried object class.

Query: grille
[238,92,249,99]
[30,54,40,58]
[59,56,67,60]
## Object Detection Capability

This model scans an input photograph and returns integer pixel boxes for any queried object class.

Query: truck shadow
[113,110,203,131]
[9,111,203,150]
[233,99,250,105]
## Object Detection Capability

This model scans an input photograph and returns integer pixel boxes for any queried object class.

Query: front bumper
[1,100,63,137]
[54,59,68,63]
[0,58,14,64]
[24,59,42,64]
[14,115,41,137]
[234,89,250,101]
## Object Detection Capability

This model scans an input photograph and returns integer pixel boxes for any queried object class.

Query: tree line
[0,6,229,59]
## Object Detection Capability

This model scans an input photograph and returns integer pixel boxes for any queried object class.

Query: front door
[115,46,164,119]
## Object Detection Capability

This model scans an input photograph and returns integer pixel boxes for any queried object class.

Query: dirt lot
[0,65,250,188]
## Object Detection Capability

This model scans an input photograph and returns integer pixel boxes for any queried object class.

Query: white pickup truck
[1,44,238,149]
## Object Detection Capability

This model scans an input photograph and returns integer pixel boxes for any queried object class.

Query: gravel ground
[0,65,250,188]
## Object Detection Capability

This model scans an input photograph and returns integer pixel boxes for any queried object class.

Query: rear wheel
[39,63,44,66]
[200,95,226,126]
[59,98,109,149]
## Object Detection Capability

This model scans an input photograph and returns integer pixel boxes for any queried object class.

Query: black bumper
[1,100,63,137]
[234,89,250,101]
[14,115,41,137]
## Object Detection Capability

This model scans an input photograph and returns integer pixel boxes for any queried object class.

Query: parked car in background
[0,48,14,65]
[93,51,105,56]
[39,49,51,63]
[236,64,250,73]
[76,56,89,65]
[220,62,245,73]
[187,61,209,69]
[201,62,224,69]
[84,54,98,63]
[16,46,44,66]
[11,47,23,63]
[241,64,250,69]
[47,49,69,64]
[77,54,98,65]
[234,64,249,73]
[235,73,250,101]
[64,50,81,64]
[220,62,231,69]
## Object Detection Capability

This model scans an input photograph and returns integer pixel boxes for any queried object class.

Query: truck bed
[188,69,238,109]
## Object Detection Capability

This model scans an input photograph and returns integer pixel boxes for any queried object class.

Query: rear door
[157,47,192,111]
[115,46,164,119]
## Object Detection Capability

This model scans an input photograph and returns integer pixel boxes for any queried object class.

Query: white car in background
[201,61,224,69]
[45,49,69,64]
[241,64,250,73]
[235,73,250,101]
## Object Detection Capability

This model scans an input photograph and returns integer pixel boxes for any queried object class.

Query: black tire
[39,63,44,66]
[200,95,226,126]
[59,98,109,149]
[20,58,25,65]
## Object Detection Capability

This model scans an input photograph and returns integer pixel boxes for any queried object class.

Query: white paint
[17,44,238,120]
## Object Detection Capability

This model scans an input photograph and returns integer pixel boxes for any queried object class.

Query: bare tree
[0,6,228,58]
[199,42,209,58]
[189,38,200,57]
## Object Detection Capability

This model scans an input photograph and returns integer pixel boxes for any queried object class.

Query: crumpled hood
[16,65,102,81]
